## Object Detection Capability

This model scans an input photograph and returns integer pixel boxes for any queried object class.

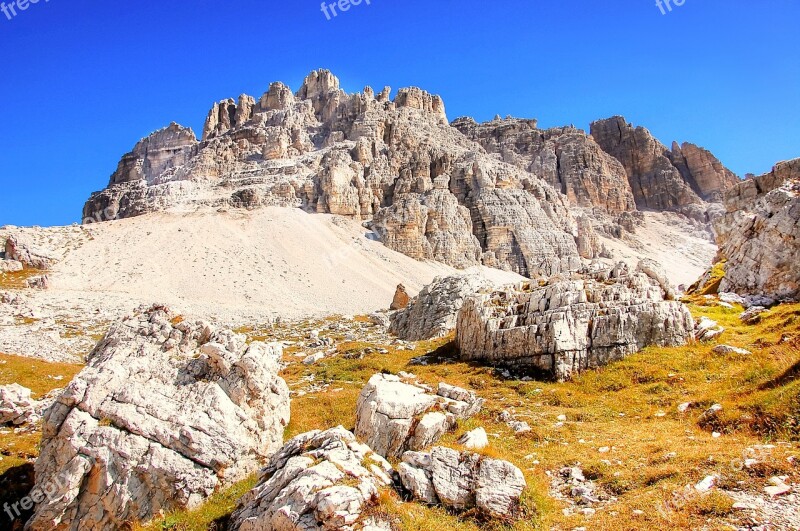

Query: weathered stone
[453,117,637,215]
[26,304,290,530]
[229,427,393,531]
[0,383,38,426]
[696,316,725,342]
[398,446,526,518]
[354,374,482,458]
[26,274,49,290]
[712,345,752,356]
[456,261,694,381]
[390,284,410,311]
[389,274,492,341]
[458,427,489,450]
[0,259,23,273]
[4,235,54,270]
[714,159,800,301]
[740,306,768,325]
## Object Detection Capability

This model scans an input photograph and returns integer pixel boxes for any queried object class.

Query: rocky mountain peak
[590,116,739,220]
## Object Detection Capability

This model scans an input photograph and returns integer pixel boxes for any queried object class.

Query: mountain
[83,70,739,279]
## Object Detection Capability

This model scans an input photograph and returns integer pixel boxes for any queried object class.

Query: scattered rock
[25,275,50,290]
[0,259,23,273]
[764,477,792,498]
[303,352,326,365]
[695,475,718,492]
[740,306,768,325]
[229,427,394,531]
[3,234,54,270]
[0,384,38,426]
[696,317,725,341]
[712,345,752,356]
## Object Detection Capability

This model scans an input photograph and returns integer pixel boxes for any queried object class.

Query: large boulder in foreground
[389,274,492,341]
[229,427,394,531]
[398,447,526,518]
[355,374,482,459]
[456,261,694,381]
[26,304,290,531]
[714,159,800,302]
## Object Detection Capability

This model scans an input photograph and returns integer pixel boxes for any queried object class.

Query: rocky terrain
[715,158,800,303]
[0,69,798,531]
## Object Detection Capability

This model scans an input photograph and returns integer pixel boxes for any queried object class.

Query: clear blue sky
[1,0,798,226]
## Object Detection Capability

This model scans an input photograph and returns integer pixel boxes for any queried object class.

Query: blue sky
[0,0,798,226]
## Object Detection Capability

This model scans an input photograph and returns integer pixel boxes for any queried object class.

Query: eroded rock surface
[0,383,38,426]
[590,116,738,217]
[229,427,393,531]
[26,304,290,530]
[715,158,800,301]
[4,234,54,270]
[389,274,493,341]
[398,446,526,518]
[355,374,482,458]
[454,117,636,215]
[456,261,693,381]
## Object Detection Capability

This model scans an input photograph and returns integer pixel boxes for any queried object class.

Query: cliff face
[453,118,637,216]
[714,158,800,301]
[590,116,739,218]
[84,70,582,277]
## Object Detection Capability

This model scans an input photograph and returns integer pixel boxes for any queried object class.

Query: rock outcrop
[398,447,526,518]
[229,427,394,531]
[714,158,800,301]
[590,116,739,216]
[3,235,53,270]
[456,261,694,381]
[0,384,38,426]
[390,284,410,311]
[26,304,290,530]
[355,374,482,458]
[389,274,492,341]
[454,117,637,215]
[83,70,587,277]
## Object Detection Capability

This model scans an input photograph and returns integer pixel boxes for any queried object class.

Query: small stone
[458,428,489,450]
[303,352,325,365]
[712,345,752,356]
[695,475,718,492]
